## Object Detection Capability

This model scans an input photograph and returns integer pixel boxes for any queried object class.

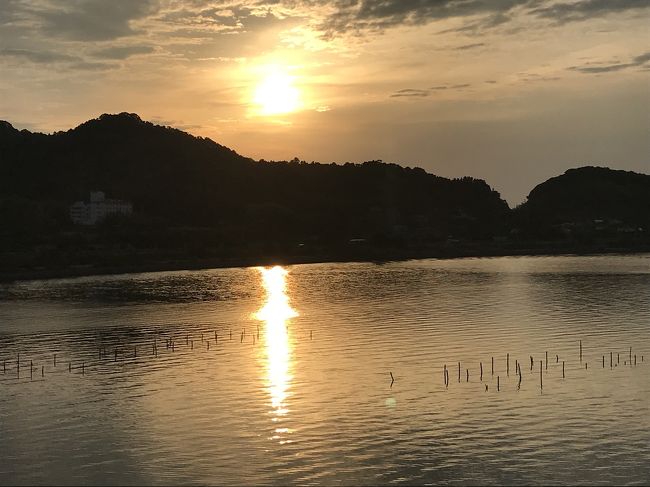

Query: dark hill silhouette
[0,114,648,280]
[0,113,508,243]
[514,167,650,238]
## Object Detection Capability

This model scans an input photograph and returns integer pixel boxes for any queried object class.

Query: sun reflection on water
[254,266,298,423]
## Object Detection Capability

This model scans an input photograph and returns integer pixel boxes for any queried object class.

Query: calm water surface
[0,255,649,485]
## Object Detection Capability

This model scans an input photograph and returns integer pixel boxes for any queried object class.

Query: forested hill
[0,113,508,243]
[514,166,650,238]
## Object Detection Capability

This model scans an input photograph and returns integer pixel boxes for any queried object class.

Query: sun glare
[252,67,301,116]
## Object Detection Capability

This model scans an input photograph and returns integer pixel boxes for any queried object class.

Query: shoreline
[2,244,648,283]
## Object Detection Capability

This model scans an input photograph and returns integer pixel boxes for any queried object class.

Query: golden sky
[1,0,648,203]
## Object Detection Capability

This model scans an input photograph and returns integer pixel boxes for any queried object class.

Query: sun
[252,66,301,116]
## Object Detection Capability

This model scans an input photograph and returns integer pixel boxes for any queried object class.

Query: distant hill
[514,166,650,239]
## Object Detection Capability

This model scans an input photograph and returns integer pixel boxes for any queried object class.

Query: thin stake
[634,354,637,366]
[545,351,548,370]
[390,371,394,388]
[466,369,469,382]
[530,355,533,371]
[507,353,509,376]
[41,365,44,377]
[497,376,500,391]
[492,356,494,376]
[617,352,620,365]
[562,361,565,378]
[540,361,543,390]
[30,360,33,380]
[69,362,71,372]
[602,355,605,368]
[580,340,582,362]
[458,362,461,383]
[230,329,232,340]
[480,362,483,381]
[556,354,559,363]
[610,351,613,369]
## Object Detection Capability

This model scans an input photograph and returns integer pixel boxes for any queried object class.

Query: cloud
[390,88,429,98]
[0,48,77,63]
[91,45,155,59]
[567,51,650,74]
[35,0,158,41]
[529,0,650,24]
[454,42,486,50]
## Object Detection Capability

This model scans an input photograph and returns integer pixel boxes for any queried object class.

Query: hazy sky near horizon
[1,0,649,203]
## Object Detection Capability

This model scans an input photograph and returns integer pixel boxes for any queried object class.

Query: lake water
[0,255,649,485]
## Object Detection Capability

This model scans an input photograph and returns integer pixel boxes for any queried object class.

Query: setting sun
[252,67,301,116]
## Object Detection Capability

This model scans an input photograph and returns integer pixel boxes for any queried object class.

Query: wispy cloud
[567,51,650,74]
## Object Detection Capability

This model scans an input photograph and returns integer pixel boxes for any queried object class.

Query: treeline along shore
[1,113,649,282]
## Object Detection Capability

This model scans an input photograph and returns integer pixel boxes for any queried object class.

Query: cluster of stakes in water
[0,325,314,382]
[388,340,644,392]
[0,334,644,393]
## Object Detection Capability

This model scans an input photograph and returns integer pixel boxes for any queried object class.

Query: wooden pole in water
[580,340,582,362]
[480,362,483,381]
[54,354,57,367]
[230,329,232,340]
[69,362,71,372]
[610,351,613,369]
[241,331,244,343]
[492,356,494,376]
[540,361,543,390]
[3,360,5,373]
[41,365,44,377]
[191,340,193,350]
[17,353,20,377]
[629,347,632,363]
[617,353,620,365]
[458,362,461,383]
[545,351,548,370]
[556,354,558,363]
[602,355,605,368]
[530,355,533,371]
[507,353,509,376]
[585,362,588,369]
[30,360,33,380]
[634,354,636,366]
[207,341,210,350]
[497,376,500,391]
[466,369,469,382]
[562,361,565,378]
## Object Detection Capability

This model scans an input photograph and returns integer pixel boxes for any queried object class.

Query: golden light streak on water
[254,266,298,426]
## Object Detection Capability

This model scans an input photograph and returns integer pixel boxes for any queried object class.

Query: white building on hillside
[70,191,133,225]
